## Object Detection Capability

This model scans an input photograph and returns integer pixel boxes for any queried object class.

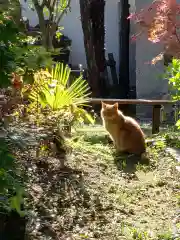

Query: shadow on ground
[26,158,92,239]
[81,131,151,175]
[0,211,27,240]
[113,152,150,174]
[83,133,112,145]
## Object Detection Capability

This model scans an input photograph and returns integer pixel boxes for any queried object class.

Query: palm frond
[25,62,93,123]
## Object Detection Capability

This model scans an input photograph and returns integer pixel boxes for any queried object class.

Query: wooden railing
[0,94,179,134]
[90,98,179,134]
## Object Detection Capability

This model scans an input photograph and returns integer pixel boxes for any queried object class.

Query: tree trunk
[119,0,130,99]
[119,0,131,115]
[46,22,57,51]
[33,0,47,48]
[90,0,108,97]
[33,0,55,50]
[79,0,100,97]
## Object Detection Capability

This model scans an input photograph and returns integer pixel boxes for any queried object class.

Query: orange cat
[101,102,146,155]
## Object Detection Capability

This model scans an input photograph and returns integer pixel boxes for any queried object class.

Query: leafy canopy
[129,0,180,64]
[26,0,71,27]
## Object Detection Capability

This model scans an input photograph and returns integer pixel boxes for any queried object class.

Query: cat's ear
[113,102,118,109]
[101,101,106,108]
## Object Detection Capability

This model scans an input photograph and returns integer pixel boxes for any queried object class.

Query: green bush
[0,138,25,216]
[13,38,53,84]
[165,58,180,129]
[0,14,19,87]
[0,13,53,87]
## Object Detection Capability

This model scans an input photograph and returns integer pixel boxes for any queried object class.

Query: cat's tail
[140,139,156,163]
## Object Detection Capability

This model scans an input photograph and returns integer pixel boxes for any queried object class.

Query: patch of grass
[123,226,175,240]
[13,123,179,239]
[66,125,180,239]
[157,231,174,240]
[124,227,152,240]
[164,133,180,148]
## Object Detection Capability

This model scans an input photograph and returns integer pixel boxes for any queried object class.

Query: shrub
[165,58,180,129]
[0,138,25,216]
[0,13,19,87]
[0,13,53,88]
[13,38,54,84]
[22,62,94,128]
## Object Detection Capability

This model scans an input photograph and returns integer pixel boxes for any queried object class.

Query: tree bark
[119,0,130,99]
[32,0,70,51]
[46,22,57,51]
[79,0,100,97]
[90,0,107,97]
[33,0,47,48]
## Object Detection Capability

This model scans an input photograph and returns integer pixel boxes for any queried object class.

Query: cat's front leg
[115,137,126,152]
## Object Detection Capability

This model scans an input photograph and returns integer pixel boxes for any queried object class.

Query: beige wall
[21,0,121,71]
[21,0,169,106]
[135,0,168,99]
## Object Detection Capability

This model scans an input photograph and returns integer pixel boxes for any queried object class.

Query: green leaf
[175,119,180,129]
[43,6,50,17]
[9,188,25,216]
[165,58,180,101]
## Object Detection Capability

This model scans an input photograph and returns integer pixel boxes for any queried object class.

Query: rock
[31,184,43,194]
[166,147,180,163]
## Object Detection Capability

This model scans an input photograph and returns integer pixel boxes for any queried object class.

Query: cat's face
[101,102,119,118]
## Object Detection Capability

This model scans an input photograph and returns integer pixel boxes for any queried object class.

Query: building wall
[21,0,169,106]
[21,0,121,72]
[135,0,168,99]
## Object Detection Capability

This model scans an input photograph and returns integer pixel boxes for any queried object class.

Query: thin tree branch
[49,0,57,22]
[55,0,71,25]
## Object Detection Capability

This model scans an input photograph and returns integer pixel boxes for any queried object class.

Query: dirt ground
[6,124,180,239]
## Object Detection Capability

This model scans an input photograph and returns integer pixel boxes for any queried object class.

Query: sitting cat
[101,102,146,155]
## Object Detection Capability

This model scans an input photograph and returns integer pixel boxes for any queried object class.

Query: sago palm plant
[24,62,94,125]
